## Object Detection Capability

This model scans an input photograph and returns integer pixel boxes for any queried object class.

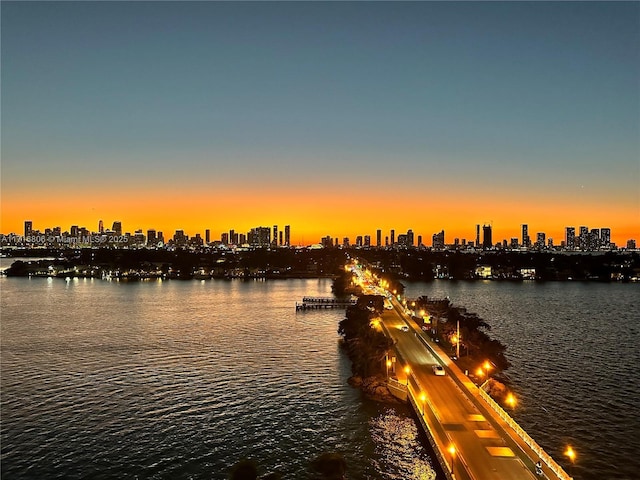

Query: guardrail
[477,387,572,480]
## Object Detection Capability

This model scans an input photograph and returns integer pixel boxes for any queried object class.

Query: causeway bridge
[350,262,573,480]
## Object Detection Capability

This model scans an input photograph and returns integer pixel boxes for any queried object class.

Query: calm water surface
[2,274,638,479]
[1,277,435,479]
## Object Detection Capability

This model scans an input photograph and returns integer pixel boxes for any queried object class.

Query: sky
[2,1,639,246]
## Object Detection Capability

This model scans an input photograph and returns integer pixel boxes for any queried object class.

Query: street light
[565,446,576,477]
[420,393,426,415]
[448,444,456,473]
[483,360,492,381]
[386,359,392,378]
[404,365,411,386]
[506,393,517,410]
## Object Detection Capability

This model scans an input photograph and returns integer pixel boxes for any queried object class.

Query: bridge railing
[477,387,572,480]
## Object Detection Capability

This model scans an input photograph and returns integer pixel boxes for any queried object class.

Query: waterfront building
[284,225,290,246]
[627,239,636,249]
[536,232,546,249]
[249,226,271,247]
[601,228,611,247]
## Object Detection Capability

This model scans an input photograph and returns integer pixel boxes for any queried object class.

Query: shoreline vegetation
[2,247,639,281]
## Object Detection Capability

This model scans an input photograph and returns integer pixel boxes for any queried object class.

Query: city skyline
[2,2,638,246]
[7,217,633,250]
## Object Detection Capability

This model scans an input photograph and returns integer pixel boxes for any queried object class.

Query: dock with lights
[295,297,356,311]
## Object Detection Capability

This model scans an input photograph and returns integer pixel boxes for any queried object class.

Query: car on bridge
[400,325,409,332]
[432,364,445,376]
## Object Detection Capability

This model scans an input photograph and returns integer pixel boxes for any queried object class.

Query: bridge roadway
[379,296,569,480]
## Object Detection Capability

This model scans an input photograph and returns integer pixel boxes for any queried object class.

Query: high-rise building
[565,227,576,249]
[273,225,278,247]
[536,232,546,249]
[157,231,164,244]
[476,224,480,247]
[71,225,79,237]
[482,224,492,249]
[600,228,611,247]
[376,229,382,247]
[407,229,414,247]
[112,221,122,236]
[284,225,290,246]
[579,226,588,249]
[249,226,271,246]
[364,235,371,247]
[510,237,519,249]
[356,235,363,247]
[390,229,395,245]
[343,237,350,247]
[417,235,423,247]
[205,229,210,244]
[173,230,187,246]
[24,220,32,237]
[147,229,157,246]
[98,220,104,234]
[221,233,229,244]
[279,231,283,246]
[432,230,445,250]
[522,224,530,248]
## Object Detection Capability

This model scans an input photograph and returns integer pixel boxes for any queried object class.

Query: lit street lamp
[448,445,456,473]
[420,393,426,415]
[404,365,411,386]
[386,359,392,378]
[506,393,517,410]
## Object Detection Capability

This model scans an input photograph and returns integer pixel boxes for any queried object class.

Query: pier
[295,296,356,311]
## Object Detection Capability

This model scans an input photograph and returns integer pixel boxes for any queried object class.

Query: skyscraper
[284,225,290,246]
[112,221,122,236]
[601,228,611,247]
[98,220,104,234]
[390,229,395,245]
[476,224,480,247]
[482,224,492,249]
[24,220,32,237]
[147,229,157,246]
[205,229,210,244]
[522,224,529,248]
[407,229,414,247]
[376,229,382,247]
[565,227,576,249]
[432,230,445,250]
[273,225,278,247]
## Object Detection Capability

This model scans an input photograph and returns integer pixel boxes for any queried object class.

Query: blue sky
[2,1,638,242]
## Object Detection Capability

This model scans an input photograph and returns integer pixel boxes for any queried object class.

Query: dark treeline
[351,249,639,281]
[3,248,349,279]
[4,247,639,281]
